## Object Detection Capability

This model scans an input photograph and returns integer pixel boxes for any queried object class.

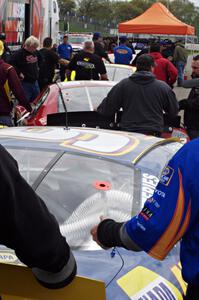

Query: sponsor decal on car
[117,266,183,300]
[0,251,18,264]
[142,174,159,206]
[160,166,174,186]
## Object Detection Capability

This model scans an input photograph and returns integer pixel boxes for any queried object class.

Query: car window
[114,68,133,82]
[87,86,113,108]
[6,148,57,186]
[106,66,115,81]
[36,153,140,250]
[32,88,50,115]
[137,141,182,206]
[59,87,91,112]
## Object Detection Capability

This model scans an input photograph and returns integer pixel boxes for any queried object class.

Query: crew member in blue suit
[114,36,133,65]
[91,138,199,299]
[58,35,73,81]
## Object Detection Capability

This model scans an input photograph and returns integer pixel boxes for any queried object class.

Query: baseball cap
[93,32,101,39]
[0,40,4,56]
[119,35,128,42]
[160,40,167,46]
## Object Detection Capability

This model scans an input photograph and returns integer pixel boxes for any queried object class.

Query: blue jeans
[22,81,40,102]
[176,61,186,85]
[0,115,13,127]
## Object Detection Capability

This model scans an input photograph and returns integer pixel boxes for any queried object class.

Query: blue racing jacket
[98,139,199,285]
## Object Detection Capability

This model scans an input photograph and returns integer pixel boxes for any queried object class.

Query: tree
[58,0,76,19]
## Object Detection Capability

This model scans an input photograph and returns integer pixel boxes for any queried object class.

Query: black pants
[60,65,68,82]
[184,285,199,299]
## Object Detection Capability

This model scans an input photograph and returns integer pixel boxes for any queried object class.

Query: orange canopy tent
[118,2,195,35]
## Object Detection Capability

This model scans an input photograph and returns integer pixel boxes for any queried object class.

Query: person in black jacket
[38,37,59,90]
[0,145,76,288]
[9,36,41,102]
[97,54,179,136]
[179,55,199,140]
[66,41,108,81]
[93,32,112,64]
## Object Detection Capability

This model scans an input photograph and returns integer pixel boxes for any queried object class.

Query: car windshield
[35,153,139,250]
[69,36,92,43]
[58,85,114,112]
[106,65,133,81]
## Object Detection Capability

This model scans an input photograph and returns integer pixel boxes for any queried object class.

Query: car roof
[57,80,116,90]
[105,63,136,71]
[0,127,181,167]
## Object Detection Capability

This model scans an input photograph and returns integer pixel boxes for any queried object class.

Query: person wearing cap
[97,54,178,136]
[113,36,133,65]
[66,41,108,81]
[93,32,112,63]
[58,35,73,81]
[0,32,11,62]
[0,40,32,126]
[160,40,175,62]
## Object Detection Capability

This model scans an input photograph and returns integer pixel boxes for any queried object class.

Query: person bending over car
[97,54,178,136]
[0,145,76,288]
[91,138,199,299]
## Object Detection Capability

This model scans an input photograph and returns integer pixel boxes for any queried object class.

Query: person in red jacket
[149,43,178,88]
[0,40,32,126]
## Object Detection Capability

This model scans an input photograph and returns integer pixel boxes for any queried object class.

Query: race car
[0,126,186,299]
[68,33,93,53]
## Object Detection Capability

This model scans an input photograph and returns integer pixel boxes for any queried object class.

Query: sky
[191,0,199,6]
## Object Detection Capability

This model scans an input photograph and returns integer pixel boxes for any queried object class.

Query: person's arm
[162,86,179,117]
[182,78,199,89]
[97,58,108,80]
[65,56,77,81]
[97,82,124,116]
[7,66,32,112]
[91,149,192,260]
[179,90,199,111]
[167,61,178,86]
[57,44,61,56]
[9,51,21,75]
[0,145,76,288]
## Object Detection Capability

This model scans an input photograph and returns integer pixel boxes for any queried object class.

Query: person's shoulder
[92,53,103,61]
[154,79,172,90]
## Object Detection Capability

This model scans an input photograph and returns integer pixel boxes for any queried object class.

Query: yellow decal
[0,252,18,264]
[60,132,140,156]
[117,266,183,299]
[171,262,187,295]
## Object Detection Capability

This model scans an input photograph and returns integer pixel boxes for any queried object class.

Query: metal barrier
[0,263,106,300]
